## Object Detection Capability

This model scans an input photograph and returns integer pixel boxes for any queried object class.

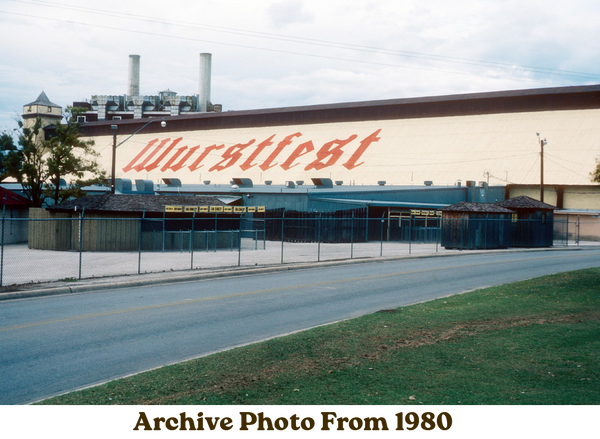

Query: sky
[1,0,600,132]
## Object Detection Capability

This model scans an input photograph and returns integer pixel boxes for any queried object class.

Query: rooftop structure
[22,91,63,140]
[74,54,221,123]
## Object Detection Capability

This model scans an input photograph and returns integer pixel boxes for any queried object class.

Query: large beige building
[80,84,600,190]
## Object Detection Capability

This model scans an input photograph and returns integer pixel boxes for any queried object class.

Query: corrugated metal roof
[497,195,555,210]
[309,197,448,208]
[49,194,232,214]
[442,201,514,213]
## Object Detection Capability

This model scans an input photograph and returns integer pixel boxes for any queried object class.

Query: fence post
[190,211,196,270]
[460,212,465,250]
[380,212,385,257]
[566,213,569,246]
[214,213,218,252]
[409,215,413,255]
[436,215,440,253]
[318,212,322,262]
[281,210,285,264]
[484,214,488,250]
[365,206,369,243]
[138,210,145,274]
[351,210,354,259]
[78,207,85,280]
[238,218,242,267]
[0,205,5,287]
[162,208,166,252]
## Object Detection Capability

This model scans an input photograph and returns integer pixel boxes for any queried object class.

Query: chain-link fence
[0,213,595,288]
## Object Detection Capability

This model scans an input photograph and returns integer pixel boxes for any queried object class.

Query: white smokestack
[128,54,141,96]
[199,53,212,112]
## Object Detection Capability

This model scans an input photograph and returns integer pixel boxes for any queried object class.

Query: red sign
[122,129,382,174]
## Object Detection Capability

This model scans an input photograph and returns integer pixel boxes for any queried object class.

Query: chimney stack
[199,53,212,112]
[128,54,141,96]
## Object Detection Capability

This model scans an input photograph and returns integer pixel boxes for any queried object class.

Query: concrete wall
[507,185,600,210]
[508,185,600,241]
[554,212,600,242]
[1,208,29,244]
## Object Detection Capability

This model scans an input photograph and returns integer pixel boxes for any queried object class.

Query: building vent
[162,178,182,187]
[311,178,334,188]
[231,178,253,188]
[264,180,272,185]
[377,181,386,186]
[135,179,154,193]
[114,178,132,193]
[424,180,433,186]
[203,180,211,185]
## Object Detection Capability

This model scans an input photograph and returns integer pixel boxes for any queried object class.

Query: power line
[544,155,591,178]
[4,0,599,82]
[0,9,571,88]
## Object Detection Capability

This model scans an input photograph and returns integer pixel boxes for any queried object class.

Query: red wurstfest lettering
[209,140,256,172]
[259,133,303,171]
[343,129,381,170]
[239,135,276,171]
[122,130,381,175]
[188,144,224,171]
[305,135,358,171]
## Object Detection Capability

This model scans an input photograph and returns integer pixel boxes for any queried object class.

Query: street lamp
[111,118,166,194]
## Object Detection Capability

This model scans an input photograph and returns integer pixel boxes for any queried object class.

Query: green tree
[0,131,20,182]
[591,159,600,183]
[44,107,105,205]
[9,117,48,207]
[5,108,106,207]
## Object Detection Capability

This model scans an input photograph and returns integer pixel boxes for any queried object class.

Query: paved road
[1,248,599,404]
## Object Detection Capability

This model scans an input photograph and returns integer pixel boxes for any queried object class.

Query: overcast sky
[1,0,599,131]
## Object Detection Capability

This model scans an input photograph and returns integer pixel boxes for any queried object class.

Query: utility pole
[537,133,546,202]
[110,118,166,195]
[111,125,117,194]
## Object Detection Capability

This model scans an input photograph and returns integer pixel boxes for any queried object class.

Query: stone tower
[22,91,63,141]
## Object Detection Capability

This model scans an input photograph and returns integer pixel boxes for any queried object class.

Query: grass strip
[39,268,600,405]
